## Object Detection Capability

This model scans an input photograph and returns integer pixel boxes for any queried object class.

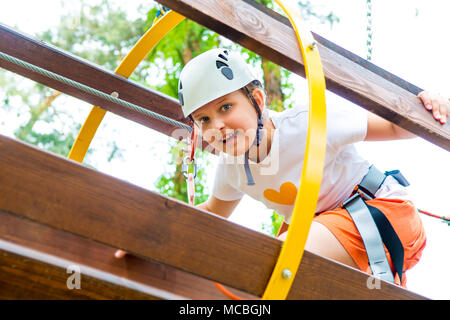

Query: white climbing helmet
[178,48,259,118]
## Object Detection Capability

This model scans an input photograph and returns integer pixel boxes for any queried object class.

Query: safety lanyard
[182,125,198,205]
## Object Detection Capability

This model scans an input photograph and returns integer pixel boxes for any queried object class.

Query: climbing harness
[342,165,407,283]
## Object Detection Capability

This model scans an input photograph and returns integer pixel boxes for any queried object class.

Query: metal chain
[366,0,373,61]
[0,51,192,132]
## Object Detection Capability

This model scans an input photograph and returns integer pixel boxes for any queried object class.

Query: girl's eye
[199,116,209,124]
[221,104,232,111]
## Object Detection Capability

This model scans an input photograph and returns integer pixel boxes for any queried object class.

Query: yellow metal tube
[262,0,327,300]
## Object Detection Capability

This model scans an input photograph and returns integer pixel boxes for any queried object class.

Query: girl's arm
[365,112,415,141]
[196,195,241,219]
[365,91,449,141]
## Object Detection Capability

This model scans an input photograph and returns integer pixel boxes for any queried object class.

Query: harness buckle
[342,187,373,209]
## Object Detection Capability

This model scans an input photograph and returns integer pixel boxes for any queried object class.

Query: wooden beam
[0,241,162,300]
[0,23,189,140]
[0,135,427,299]
[156,0,450,152]
[0,210,256,300]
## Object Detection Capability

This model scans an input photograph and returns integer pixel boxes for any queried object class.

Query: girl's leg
[277,221,358,269]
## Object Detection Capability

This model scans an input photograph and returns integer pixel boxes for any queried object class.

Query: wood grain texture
[0,135,427,299]
[0,244,159,300]
[0,210,256,300]
[157,0,449,151]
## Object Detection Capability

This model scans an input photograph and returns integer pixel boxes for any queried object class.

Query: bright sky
[0,0,449,299]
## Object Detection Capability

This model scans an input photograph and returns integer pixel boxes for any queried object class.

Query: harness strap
[343,194,395,283]
[343,165,407,284]
[366,203,404,283]
[358,165,387,198]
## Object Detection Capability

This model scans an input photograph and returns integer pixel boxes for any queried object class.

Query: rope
[366,0,373,61]
[418,209,450,226]
[0,51,192,133]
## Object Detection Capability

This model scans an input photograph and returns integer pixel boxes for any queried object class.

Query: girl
[178,48,448,287]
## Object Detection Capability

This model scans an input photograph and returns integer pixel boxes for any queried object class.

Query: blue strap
[385,170,410,187]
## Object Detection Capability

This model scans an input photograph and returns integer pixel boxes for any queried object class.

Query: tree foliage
[2,0,150,161]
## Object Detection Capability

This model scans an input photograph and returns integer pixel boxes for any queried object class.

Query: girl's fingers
[440,100,449,124]
[418,91,432,110]
[418,91,448,124]
[431,99,442,120]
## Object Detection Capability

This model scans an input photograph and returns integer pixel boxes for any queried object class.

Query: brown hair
[239,80,264,102]
[240,80,264,118]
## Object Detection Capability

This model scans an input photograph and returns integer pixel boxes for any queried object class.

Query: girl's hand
[418,91,449,125]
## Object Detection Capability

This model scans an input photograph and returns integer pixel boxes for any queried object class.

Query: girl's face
[191,89,263,156]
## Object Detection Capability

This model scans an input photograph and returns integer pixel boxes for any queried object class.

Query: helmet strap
[244,87,265,185]
[244,150,255,186]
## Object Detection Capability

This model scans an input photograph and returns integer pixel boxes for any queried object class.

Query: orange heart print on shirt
[263,182,298,205]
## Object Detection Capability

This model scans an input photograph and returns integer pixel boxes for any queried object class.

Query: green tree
[5,0,149,161]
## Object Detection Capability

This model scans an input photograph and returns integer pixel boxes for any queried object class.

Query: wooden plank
[0,241,161,300]
[0,210,257,300]
[0,134,427,299]
[0,23,189,141]
[241,0,424,96]
[156,0,450,151]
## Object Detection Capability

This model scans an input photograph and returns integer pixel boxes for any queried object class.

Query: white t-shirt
[212,103,409,223]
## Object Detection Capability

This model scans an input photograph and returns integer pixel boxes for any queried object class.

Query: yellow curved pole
[68,10,185,162]
[262,0,327,300]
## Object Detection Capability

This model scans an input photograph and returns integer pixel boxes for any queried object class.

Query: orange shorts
[313,198,427,287]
